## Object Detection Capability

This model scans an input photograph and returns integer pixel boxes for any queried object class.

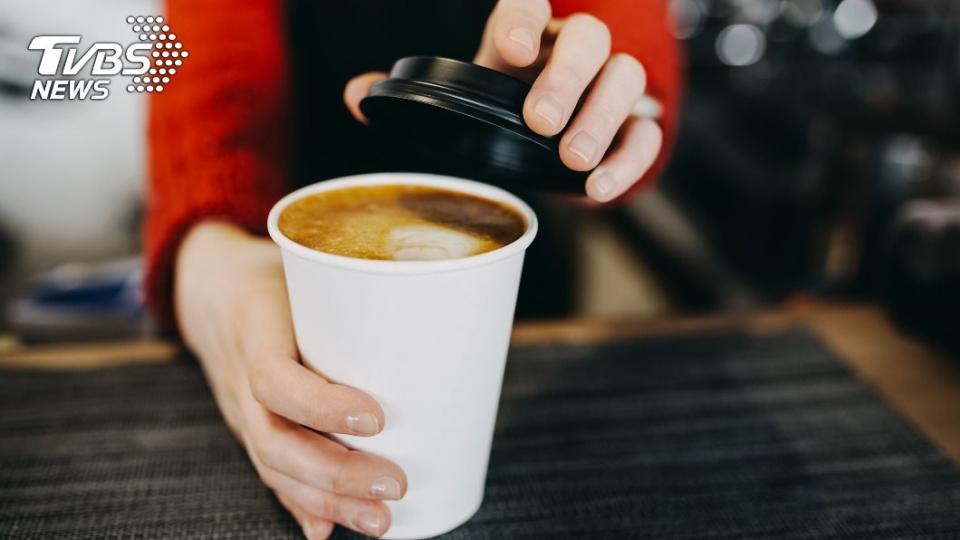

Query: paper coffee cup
[267,173,538,539]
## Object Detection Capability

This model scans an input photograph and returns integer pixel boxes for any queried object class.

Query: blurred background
[0,0,153,343]
[642,0,960,352]
[0,0,958,354]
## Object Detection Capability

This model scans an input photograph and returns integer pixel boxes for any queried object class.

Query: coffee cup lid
[360,56,587,193]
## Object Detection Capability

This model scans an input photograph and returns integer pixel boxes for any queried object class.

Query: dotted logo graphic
[124,15,188,93]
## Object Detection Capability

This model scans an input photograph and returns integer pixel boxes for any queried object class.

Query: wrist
[178,221,251,265]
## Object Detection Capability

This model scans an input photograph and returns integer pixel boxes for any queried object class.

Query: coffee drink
[269,174,538,538]
[278,184,527,261]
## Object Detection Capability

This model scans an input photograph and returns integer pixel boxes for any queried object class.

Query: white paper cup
[267,173,537,539]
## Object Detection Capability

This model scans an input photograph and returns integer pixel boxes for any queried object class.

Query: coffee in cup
[278,184,526,261]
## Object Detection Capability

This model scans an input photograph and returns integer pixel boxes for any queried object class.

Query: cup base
[382,493,483,540]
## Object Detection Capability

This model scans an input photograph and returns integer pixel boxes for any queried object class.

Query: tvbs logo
[28,15,188,101]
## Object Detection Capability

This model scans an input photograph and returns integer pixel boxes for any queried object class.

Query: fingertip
[335,383,387,435]
[343,72,387,123]
[561,154,594,173]
[342,78,366,122]
[371,458,409,501]
[523,92,565,136]
[560,131,603,171]
[522,108,556,137]
[489,0,550,67]
[360,392,388,434]
[352,509,390,538]
[583,118,662,203]
[345,412,382,436]
[369,476,404,501]
[395,467,409,499]
[585,169,620,203]
[497,26,539,67]
[303,518,334,540]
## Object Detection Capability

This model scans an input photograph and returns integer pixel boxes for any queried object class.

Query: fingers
[523,14,610,136]
[267,461,391,538]
[475,0,552,69]
[276,494,335,540]
[247,407,407,501]
[343,71,388,123]
[559,54,646,171]
[249,352,385,437]
[302,518,335,540]
[585,116,663,202]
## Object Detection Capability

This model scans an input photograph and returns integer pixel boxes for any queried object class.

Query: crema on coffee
[278,184,526,261]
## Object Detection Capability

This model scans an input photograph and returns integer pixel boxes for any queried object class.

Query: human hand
[343,0,661,203]
[174,222,407,539]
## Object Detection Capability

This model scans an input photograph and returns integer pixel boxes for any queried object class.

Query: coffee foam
[278,184,526,261]
[387,225,481,260]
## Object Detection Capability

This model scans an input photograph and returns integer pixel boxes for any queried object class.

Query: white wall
[0,0,157,295]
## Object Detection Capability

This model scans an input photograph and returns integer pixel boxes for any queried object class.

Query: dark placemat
[2,329,960,539]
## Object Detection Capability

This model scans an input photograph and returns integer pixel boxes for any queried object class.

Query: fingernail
[533,94,564,128]
[370,476,402,500]
[590,171,618,201]
[346,413,380,435]
[353,511,384,537]
[508,27,535,51]
[569,131,600,165]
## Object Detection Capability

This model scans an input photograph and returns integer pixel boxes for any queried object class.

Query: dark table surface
[2,302,960,539]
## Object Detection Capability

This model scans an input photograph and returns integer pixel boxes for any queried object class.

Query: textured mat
[2,330,960,539]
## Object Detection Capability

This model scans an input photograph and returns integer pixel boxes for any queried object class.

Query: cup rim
[267,173,538,275]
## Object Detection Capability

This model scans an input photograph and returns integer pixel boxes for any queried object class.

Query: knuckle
[306,383,345,429]
[330,497,357,525]
[304,491,333,518]
[328,451,354,494]
[509,0,551,21]
[568,13,611,48]
[645,119,664,145]
[549,61,591,90]
[629,118,663,154]
[534,0,553,18]
[587,102,620,132]
[306,406,336,433]
[611,53,646,89]
[247,363,274,407]
[253,437,283,471]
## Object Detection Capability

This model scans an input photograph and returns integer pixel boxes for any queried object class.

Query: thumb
[343,71,388,123]
[474,0,551,70]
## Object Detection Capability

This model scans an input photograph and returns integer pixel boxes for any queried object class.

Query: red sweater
[146,0,683,327]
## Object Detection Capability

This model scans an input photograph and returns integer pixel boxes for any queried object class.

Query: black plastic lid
[360,56,586,193]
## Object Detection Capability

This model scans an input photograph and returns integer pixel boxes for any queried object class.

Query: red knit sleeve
[551,0,683,197]
[145,0,290,328]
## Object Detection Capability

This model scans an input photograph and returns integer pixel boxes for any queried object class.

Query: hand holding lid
[344,0,661,202]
